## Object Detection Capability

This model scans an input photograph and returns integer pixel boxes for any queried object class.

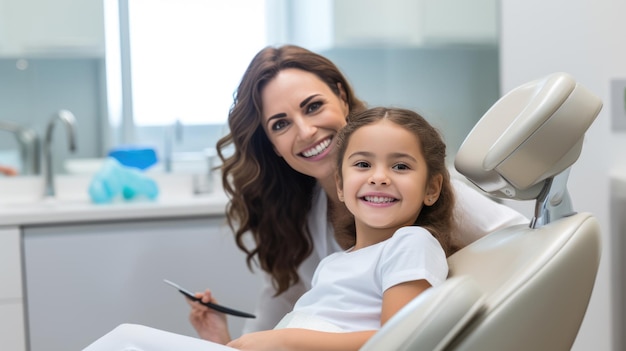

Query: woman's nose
[295,116,316,139]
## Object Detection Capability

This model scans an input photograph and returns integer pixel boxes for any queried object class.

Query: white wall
[500,1,626,350]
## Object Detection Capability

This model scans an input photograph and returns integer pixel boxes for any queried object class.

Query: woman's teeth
[302,138,331,158]
[364,196,396,203]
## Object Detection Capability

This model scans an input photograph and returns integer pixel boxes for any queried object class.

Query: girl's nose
[369,167,390,185]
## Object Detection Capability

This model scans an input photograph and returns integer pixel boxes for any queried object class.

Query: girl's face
[337,119,441,239]
[261,68,349,181]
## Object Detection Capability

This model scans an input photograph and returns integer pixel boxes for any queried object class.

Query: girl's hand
[187,289,232,344]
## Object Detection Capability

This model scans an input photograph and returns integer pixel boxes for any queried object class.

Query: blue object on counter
[108,146,158,170]
[89,157,159,204]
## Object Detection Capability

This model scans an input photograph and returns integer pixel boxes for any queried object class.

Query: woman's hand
[187,289,232,344]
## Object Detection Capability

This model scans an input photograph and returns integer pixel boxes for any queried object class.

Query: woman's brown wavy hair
[216,45,367,295]
[334,107,458,256]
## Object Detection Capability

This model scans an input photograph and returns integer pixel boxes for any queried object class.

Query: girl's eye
[271,119,289,131]
[392,163,411,171]
[306,101,323,114]
[354,161,370,168]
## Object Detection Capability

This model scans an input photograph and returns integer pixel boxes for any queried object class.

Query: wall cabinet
[0,0,105,57]
[10,215,261,351]
[284,0,497,51]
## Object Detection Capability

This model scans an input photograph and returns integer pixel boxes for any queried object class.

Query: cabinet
[0,0,105,57]
[284,0,497,51]
[22,216,262,351]
[0,226,26,351]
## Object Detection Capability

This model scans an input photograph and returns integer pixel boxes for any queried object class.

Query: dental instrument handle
[163,279,256,319]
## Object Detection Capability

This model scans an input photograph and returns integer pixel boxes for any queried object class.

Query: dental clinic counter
[0,174,229,226]
[0,175,261,351]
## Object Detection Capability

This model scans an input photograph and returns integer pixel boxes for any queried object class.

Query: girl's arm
[227,279,432,351]
[228,328,376,351]
[381,279,432,324]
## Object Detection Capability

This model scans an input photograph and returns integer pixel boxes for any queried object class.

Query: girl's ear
[335,171,344,202]
[424,174,443,206]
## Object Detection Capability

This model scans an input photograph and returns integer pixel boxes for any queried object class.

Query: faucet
[163,119,183,173]
[0,120,40,175]
[43,110,77,197]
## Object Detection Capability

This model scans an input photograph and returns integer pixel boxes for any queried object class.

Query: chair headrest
[454,72,602,201]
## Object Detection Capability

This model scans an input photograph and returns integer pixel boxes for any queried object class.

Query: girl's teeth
[364,196,395,203]
[302,138,331,158]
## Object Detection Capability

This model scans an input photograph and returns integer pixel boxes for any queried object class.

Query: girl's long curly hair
[216,45,366,295]
[334,107,458,256]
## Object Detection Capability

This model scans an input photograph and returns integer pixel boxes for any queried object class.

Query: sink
[0,173,228,227]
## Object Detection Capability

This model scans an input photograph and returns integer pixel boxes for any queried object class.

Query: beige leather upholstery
[445,214,600,350]
[455,72,602,201]
[361,72,603,351]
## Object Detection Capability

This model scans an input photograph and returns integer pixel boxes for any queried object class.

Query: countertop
[0,174,229,227]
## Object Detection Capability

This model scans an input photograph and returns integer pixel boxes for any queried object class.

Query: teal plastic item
[108,146,158,170]
[89,157,159,204]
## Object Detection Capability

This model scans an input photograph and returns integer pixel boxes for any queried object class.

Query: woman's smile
[300,136,333,159]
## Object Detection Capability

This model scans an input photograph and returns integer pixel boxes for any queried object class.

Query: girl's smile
[359,192,399,206]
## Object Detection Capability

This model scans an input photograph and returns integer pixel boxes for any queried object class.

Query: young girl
[218,107,454,350]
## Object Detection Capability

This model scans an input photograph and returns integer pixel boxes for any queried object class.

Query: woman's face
[261,68,349,181]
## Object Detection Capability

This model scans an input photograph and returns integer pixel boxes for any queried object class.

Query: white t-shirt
[242,179,528,333]
[275,226,447,332]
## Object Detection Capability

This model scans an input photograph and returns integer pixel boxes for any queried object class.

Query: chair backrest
[361,72,603,351]
[447,72,602,350]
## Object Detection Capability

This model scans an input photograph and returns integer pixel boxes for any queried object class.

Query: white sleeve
[450,179,529,248]
[381,227,448,290]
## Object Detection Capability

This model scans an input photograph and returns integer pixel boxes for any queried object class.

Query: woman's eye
[306,101,323,114]
[271,119,289,131]
[392,163,411,171]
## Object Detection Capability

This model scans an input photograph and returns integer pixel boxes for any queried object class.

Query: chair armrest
[360,276,484,351]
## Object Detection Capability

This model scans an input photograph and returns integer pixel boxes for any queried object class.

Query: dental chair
[83,72,602,351]
[360,71,603,351]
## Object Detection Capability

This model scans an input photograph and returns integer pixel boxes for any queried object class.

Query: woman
[189,45,528,343]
